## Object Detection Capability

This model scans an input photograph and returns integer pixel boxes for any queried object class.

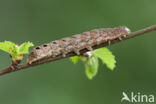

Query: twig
[0,25,156,76]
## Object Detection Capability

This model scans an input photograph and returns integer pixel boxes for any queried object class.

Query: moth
[27,26,130,64]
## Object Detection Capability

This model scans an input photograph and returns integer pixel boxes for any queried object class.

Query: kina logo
[121,92,154,103]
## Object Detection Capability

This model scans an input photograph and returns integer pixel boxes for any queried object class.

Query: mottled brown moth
[27,26,130,64]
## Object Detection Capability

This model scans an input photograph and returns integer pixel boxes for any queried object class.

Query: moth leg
[52,54,56,57]
[62,52,67,57]
[83,52,92,57]
[119,37,122,40]
[86,46,93,51]
[27,61,31,64]
[96,39,101,45]
[73,49,80,55]
[97,37,102,45]
[123,35,127,38]
[97,41,101,45]
[108,40,111,45]
[60,48,67,57]
[83,53,88,57]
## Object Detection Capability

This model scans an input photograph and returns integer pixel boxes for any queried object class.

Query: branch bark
[0,25,156,76]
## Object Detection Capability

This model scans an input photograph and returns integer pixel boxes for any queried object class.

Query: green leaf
[0,41,15,53]
[94,48,116,70]
[69,47,116,79]
[82,54,99,80]
[11,54,23,61]
[18,42,34,54]
[0,41,34,62]
[70,56,80,64]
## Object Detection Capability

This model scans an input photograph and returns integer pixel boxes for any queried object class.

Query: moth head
[27,50,37,64]
[27,46,43,64]
[115,26,131,37]
[124,27,131,33]
[121,26,131,34]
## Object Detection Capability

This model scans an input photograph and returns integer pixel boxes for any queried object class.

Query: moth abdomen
[27,26,131,64]
[51,40,62,57]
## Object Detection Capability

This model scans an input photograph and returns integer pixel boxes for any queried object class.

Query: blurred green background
[0,0,156,104]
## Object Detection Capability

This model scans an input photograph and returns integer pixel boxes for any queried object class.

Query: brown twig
[0,25,156,76]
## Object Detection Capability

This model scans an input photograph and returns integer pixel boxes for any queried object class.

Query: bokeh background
[0,0,156,104]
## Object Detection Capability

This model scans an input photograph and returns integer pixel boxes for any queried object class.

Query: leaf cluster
[70,48,116,79]
[0,41,34,61]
